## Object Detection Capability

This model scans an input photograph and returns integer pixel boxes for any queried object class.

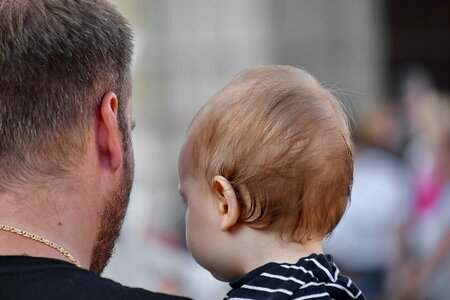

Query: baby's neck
[237,227,323,276]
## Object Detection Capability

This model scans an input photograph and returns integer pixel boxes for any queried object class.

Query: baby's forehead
[179,136,194,171]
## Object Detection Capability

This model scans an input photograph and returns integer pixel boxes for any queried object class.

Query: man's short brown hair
[189,65,354,242]
[0,0,133,186]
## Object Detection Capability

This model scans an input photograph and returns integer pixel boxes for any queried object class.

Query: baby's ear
[212,175,241,231]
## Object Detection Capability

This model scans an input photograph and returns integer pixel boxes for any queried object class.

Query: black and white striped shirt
[224,253,366,300]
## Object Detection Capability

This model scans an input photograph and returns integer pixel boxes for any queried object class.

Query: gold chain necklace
[0,224,81,268]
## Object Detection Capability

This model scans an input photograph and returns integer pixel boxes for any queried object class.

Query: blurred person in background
[324,103,411,300]
[0,0,189,299]
[395,86,450,299]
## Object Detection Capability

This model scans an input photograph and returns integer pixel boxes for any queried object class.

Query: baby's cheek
[185,210,193,247]
[185,210,200,252]
[184,209,190,245]
[185,214,207,265]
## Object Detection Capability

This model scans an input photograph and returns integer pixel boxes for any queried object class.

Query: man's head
[0,0,134,273]
[179,65,353,279]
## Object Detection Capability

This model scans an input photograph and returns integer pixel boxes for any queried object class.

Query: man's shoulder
[0,256,190,300]
[60,268,189,300]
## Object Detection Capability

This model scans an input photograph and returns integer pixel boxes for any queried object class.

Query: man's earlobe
[96,92,123,171]
[212,176,241,231]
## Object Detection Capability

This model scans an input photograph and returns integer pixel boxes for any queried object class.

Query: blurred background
[103,1,450,299]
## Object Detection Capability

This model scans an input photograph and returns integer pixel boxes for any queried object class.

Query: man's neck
[0,187,99,269]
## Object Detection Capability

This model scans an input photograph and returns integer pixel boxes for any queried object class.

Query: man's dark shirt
[0,256,191,299]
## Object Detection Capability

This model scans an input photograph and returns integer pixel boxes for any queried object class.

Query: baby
[178,65,366,299]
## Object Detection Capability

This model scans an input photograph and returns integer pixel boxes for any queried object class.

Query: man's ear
[212,176,241,232]
[96,92,123,171]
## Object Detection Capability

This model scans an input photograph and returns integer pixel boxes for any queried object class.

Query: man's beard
[89,125,134,274]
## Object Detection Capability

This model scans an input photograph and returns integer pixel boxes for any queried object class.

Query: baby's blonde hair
[188,65,353,242]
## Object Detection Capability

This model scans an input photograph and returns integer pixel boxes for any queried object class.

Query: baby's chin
[210,271,229,282]
[207,265,244,283]
[191,250,244,282]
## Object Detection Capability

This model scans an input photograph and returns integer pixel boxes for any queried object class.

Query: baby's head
[178,65,353,280]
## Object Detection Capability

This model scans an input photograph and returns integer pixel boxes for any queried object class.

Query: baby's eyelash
[180,198,188,206]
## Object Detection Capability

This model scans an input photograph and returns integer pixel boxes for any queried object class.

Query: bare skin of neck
[211,225,324,281]
[0,92,131,270]
[0,160,103,269]
[240,227,323,275]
